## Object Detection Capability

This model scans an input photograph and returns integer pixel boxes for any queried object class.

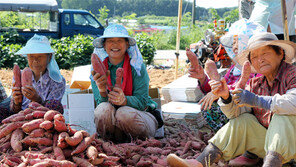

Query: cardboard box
[70,65,92,90]
[68,89,96,135]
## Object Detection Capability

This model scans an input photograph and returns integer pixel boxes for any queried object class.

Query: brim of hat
[15,43,55,55]
[234,40,296,73]
[93,35,136,48]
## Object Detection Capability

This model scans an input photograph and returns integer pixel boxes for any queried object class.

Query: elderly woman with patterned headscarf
[91,24,162,142]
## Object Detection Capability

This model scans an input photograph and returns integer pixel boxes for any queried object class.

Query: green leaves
[135,33,156,65]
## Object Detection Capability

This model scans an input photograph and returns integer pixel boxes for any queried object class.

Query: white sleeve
[271,88,296,115]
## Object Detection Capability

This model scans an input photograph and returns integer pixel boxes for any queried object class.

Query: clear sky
[194,0,238,8]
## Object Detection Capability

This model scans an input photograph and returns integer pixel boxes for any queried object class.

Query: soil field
[0,68,185,97]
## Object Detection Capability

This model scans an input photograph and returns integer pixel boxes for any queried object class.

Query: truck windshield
[73,14,100,28]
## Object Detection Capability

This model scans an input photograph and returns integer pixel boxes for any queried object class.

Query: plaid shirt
[0,81,7,102]
[249,61,296,128]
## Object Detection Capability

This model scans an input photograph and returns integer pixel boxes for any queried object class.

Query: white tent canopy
[0,0,58,12]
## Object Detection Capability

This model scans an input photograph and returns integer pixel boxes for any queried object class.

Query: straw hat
[235,32,296,69]
[93,24,136,48]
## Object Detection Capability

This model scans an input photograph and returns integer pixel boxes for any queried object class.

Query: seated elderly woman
[167,32,296,167]
[10,34,66,114]
[91,24,162,142]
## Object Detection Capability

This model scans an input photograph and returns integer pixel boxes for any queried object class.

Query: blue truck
[0,0,104,39]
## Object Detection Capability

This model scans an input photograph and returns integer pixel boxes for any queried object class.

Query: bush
[0,31,158,69]
[135,33,156,65]
[50,34,94,69]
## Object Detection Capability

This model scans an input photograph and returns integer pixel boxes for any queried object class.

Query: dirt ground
[0,67,186,97]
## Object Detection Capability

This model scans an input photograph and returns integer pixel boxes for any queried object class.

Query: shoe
[229,155,260,166]
[167,154,203,167]
[262,151,283,167]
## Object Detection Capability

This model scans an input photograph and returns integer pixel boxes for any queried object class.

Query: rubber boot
[196,142,223,167]
[262,151,283,167]
[228,151,260,166]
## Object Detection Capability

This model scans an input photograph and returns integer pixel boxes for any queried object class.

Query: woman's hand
[108,87,127,106]
[12,82,22,105]
[198,92,219,110]
[208,78,230,100]
[188,66,206,83]
[22,85,42,103]
[92,70,110,93]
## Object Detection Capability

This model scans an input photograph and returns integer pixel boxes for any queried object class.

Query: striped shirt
[249,61,296,127]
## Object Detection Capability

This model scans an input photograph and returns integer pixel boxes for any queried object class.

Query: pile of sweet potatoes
[0,102,120,167]
[0,102,213,167]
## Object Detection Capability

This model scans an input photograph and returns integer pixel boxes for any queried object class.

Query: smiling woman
[90,24,163,143]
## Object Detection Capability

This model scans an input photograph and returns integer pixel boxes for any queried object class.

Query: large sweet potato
[21,67,33,87]
[235,61,251,90]
[13,64,22,87]
[11,128,24,152]
[204,59,220,81]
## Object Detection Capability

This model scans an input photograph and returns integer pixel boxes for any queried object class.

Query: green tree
[223,8,239,24]
[208,8,221,21]
[98,6,110,25]
[61,0,91,10]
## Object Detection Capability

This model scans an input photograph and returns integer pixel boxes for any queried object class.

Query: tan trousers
[209,113,296,163]
[94,102,158,140]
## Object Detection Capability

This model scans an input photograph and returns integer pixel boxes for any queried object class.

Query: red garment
[249,62,296,128]
[103,53,133,96]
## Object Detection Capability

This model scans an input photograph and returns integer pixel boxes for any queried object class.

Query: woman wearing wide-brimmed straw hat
[166,32,296,167]
[91,24,162,142]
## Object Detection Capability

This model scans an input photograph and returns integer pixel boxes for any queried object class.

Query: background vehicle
[0,0,104,39]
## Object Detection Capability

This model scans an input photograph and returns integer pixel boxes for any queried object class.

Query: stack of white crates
[161,69,227,128]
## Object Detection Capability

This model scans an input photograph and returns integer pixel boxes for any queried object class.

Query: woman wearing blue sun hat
[10,34,65,114]
[91,24,162,142]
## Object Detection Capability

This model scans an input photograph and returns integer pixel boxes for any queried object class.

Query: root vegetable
[71,133,96,155]
[11,128,24,152]
[65,131,83,146]
[44,110,59,121]
[22,119,44,133]
[182,141,192,155]
[136,160,153,167]
[54,147,65,160]
[186,47,200,69]
[73,156,94,167]
[115,67,124,88]
[235,61,252,90]
[0,121,26,139]
[32,111,46,118]
[204,59,220,81]
[21,67,33,87]
[90,158,104,165]
[39,121,53,130]
[86,146,98,160]
[2,113,25,124]
[35,106,50,112]
[28,102,42,110]
[0,142,11,152]
[91,53,107,76]
[13,64,22,87]
[54,119,67,132]
[22,137,53,146]
[58,132,69,149]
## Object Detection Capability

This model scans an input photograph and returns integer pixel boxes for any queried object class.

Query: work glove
[232,89,272,110]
